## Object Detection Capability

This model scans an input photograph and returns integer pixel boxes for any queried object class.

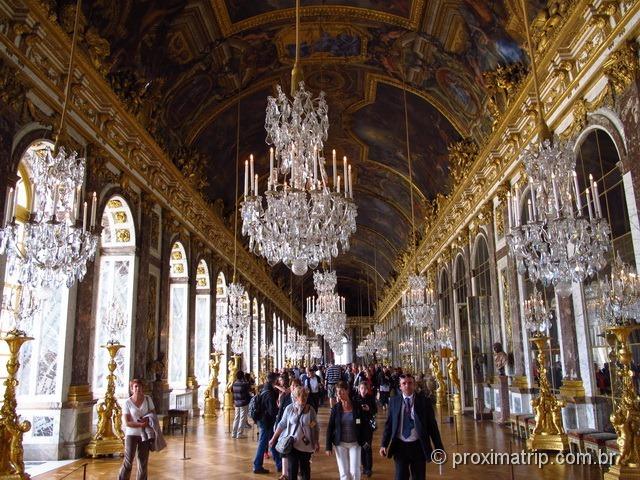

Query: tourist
[326,381,366,480]
[252,372,282,475]
[270,386,320,480]
[325,363,342,408]
[378,368,391,410]
[276,378,301,479]
[301,366,321,412]
[380,374,444,480]
[231,370,251,439]
[118,379,155,480]
[353,382,377,477]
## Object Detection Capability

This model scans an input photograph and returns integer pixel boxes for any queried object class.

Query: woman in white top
[118,379,155,480]
[269,386,320,480]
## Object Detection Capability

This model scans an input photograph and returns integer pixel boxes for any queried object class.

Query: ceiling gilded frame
[210,1,426,36]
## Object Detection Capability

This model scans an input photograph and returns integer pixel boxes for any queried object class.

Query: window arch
[250,298,259,376]
[438,268,451,330]
[215,272,228,396]
[260,303,267,371]
[471,235,494,381]
[194,259,211,401]
[168,241,189,389]
[92,195,137,396]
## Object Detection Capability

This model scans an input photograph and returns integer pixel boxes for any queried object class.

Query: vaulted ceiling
[70,0,541,315]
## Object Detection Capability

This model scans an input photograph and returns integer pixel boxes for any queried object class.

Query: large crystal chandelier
[523,289,553,336]
[505,3,610,298]
[0,148,99,290]
[240,0,356,276]
[309,342,322,361]
[401,275,436,328]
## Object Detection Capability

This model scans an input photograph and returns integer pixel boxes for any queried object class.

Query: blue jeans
[253,420,281,471]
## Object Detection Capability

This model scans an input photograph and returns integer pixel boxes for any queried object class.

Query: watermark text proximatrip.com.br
[429,448,615,469]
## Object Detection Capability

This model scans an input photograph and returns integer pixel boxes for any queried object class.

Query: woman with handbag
[325,381,367,480]
[353,382,377,477]
[118,379,155,480]
[269,386,320,480]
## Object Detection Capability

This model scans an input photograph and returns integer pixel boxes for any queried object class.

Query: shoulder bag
[275,409,302,455]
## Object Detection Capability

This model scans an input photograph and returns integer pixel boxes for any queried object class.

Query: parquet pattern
[35,405,606,479]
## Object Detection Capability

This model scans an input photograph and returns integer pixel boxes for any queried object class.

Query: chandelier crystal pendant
[240,0,356,276]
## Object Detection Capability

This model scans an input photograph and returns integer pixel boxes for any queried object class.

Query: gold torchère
[447,355,462,415]
[604,325,640,480]
[223,355,240,433]
[203,351,222,419]
[430,351,447,407]
[0,330,32,480]
[527,336,568,452]
[258,355,267,387]
[85,343,125,457]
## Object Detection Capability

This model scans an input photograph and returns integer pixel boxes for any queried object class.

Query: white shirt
[307,375,319,393]
[123,395,155,436]
[396,393,419,442]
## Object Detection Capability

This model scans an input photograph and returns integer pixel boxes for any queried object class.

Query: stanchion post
[181,422,190,460]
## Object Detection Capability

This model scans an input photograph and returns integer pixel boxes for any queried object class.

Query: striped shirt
[326,365,342,385]
[340,412,357,443]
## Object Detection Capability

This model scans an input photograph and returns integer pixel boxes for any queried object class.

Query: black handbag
[275,411,302,455]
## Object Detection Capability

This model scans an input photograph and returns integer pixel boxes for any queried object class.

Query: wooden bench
[584,432,617,461]
[567,428,598,454]
[517,414,535,439]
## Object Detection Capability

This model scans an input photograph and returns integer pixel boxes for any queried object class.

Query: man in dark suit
[379,373,444,480]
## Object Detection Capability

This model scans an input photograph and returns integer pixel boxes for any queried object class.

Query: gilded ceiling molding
[211,1,426,37]
[375,0,640,321]
[6,0,301,324]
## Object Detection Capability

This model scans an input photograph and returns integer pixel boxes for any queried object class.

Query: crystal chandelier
[436,325,453,349]
[399,337,414,357]
[211,328,226,353]
[505,1,610,298]
[523,289,553,336]
[401,275,436,328]
[240,0,357,276]
[506,140,610,297]
[219,101,251,356]
[103,298,127,345]
[309,342,322,360]
[306,270,346,336]
[0,285,41,335]
[284,325,299,361]
[594,255,640,326]
[0,146,99,290]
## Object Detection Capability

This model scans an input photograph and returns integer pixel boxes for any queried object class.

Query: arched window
[250,298,259,375]
[168,242,188,389]
[215,272,228,395]
[260,303,267,370]
[194,259,211,401]
[453,254,474,408]
[471,236,494,381]
[92,195,136,396]
[438,268,451,330]
[577,129,636,401]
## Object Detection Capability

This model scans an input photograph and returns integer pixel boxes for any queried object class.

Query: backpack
[248,392,264,422]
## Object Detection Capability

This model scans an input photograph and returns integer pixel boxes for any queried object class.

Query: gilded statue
[531,0,573,53]
[95,371,124,441]
[447,355,461,392]
[226,358,238,393]
[448,140,478,189]
[204,353,221,400]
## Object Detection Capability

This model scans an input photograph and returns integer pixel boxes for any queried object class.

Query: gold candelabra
[0,330,32,480]
[223,355,240,433]
[203,351,222,419]
[527,336,568,452]
[430,351,447,407]
[85,343,125,457]
[447,355,462,415]
[258,354,267,386]
[604,324,640,480]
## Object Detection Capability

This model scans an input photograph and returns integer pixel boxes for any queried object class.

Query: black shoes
[253,467,270,474]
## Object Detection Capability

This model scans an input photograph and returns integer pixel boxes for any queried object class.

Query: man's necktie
[402,397,414,439]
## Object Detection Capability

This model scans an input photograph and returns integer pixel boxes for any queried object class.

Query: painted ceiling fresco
[72,0,545,314]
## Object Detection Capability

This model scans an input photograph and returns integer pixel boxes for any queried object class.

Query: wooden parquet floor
[35,405,606,479]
